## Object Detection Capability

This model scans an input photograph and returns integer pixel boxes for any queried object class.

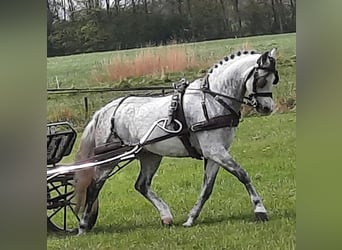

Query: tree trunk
[271,0,278,31]
[62,0,66,20]
[47,0,53,25]
[219,0,229,32]
[277,0,284,33]
[94,0,100,8]
[105,0,110,13]
[131,0,136,13]
[186,0,191,18]
[87,0,92,9]
[234,0,242,35]
[114,0,120,14]
[67,0,75,20]
[51,0,59,20]
[290,0,296,24]
[67,0,74,12]
[143,0,148,14]
[177,0,182,15]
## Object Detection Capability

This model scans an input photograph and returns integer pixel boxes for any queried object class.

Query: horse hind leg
[183,159,220,227]
[135,152,173,226]
[211,151,268,222]
[77,164,114,235]
[77,172,109,235]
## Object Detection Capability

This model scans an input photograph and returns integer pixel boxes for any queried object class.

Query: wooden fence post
[84,96,89,120]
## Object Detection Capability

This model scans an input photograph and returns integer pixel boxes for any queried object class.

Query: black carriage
[47,122,98,233]
[46,121,139,233]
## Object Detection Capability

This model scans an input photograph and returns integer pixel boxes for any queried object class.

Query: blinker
[273,70,279,85]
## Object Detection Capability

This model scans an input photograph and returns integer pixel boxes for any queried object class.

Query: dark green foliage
[47,0,296,57]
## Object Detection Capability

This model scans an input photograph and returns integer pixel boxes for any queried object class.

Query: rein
[186,62,279,110]
[186,74,252,110]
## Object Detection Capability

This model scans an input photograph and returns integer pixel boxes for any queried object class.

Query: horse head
[245,48,279,115]
[205,48,279,116]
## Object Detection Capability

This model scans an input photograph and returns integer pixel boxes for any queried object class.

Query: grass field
[47,33,295,89]
[47,33,296,129]
[47,112,296,249]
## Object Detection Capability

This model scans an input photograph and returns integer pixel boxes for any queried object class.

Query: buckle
[170,101,178,109]
[190,122,204,132]
[190,124,197,132]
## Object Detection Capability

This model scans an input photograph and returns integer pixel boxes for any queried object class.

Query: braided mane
[207,49,258,75]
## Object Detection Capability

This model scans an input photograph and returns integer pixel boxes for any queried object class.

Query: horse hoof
[255,212,268,222]
[77,229,86,236]
[182,221,193,227]
[161,217,173,226]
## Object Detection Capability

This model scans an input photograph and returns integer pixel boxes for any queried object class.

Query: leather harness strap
[190,115,239,132]
[175,92,202,160]
[188,76,241,132]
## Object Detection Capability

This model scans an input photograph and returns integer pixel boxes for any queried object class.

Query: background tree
[47,0,296,57]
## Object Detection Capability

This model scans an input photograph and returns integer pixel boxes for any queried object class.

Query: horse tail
[74,111,100,215]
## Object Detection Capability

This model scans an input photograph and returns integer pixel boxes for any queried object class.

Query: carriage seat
[47,122,77,165]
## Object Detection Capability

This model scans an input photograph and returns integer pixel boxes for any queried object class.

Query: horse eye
[256,78,267,88]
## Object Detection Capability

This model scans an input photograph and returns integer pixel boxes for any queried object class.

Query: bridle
[196,56,279,108]
[243,56,279,107]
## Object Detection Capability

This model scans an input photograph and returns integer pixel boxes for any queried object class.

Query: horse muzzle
[255,100,274,115]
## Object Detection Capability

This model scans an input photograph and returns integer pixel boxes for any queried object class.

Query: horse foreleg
[183,159,219,227]
[212,152,268,221]
[135,152,173,226]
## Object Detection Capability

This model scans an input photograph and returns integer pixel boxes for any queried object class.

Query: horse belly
[143,137,189,157]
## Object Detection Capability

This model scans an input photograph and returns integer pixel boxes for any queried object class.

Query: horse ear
[269,48,277,59]
[257,51,269,65]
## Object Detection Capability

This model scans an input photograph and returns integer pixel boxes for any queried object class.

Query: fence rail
[47,86,176,126]
[47,86,174,95]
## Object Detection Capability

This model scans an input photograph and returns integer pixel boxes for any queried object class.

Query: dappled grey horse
[74,48,279,234]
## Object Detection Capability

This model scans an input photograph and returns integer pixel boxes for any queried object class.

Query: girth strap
[190,114,239,132]
[176,94,202,159]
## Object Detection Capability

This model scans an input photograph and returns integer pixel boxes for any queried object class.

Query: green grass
[47,33,295,89]
[47,33,296,129]
[47,112,296,249]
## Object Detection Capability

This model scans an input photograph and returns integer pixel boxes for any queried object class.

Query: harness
[167,79,202,159]
[173,62,278,158]
[108,59,279,160]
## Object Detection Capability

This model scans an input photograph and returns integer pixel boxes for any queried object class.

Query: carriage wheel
[47,173,99,233]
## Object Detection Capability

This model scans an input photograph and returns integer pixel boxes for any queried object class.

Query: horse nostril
[263,106,271,113]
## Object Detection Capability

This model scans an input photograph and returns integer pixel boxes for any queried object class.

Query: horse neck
[207,56,258,111]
